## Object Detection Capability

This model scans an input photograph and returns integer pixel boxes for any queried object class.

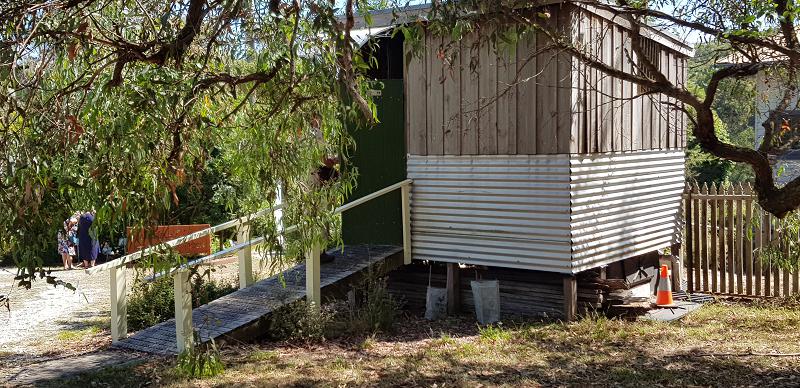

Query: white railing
[90,179,413,352]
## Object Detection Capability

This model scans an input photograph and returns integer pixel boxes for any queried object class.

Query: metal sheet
[407,151,685,274]
[570,150,685,272]
[408,154,573,272]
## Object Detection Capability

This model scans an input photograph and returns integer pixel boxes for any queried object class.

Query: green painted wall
[342,80,406,245]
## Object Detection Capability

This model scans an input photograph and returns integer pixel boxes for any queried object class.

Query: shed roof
[343,1,693,56]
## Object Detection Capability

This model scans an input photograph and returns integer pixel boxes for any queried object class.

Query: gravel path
[0,253,271,384]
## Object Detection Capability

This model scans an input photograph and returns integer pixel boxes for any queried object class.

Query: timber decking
[114,244,402,355]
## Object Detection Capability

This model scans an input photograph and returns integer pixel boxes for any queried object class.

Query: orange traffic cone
[655,264,675,307]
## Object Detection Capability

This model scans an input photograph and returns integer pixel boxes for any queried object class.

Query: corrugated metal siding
[407,155,573,272]
[569,150,685,272]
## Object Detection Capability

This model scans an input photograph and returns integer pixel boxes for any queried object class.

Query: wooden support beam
[306,242,321,309]
[174,270,193,353]
[563,276,577,322]
[109,265,127,342]
[237,223,254,289]
[401,184,412,265]
[446,263,460,314]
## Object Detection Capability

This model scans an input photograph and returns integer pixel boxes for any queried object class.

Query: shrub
[127,276,175,332]
[265,300,334,342]
[348,277,403,333]
[127,268,236,332]
[174,338,225,378]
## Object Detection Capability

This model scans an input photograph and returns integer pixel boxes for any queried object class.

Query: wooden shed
[342,1,691,317]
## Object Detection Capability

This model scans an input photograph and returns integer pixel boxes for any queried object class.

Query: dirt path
[0,266,123,382]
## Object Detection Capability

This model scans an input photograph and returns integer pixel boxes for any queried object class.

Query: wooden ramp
[114,244,402,355]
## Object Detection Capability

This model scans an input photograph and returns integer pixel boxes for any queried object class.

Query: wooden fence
[684,182,799,297]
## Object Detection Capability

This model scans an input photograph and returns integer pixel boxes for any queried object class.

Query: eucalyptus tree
[0,0,379,285]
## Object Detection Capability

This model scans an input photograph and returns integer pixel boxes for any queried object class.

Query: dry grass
[49,299,800,387]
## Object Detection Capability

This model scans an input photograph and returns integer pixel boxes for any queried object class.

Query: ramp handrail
[102,179,413,353]
[147,178,413,282]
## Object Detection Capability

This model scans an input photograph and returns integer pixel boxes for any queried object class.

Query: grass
[55,318,108,342]
[45,299,800,387]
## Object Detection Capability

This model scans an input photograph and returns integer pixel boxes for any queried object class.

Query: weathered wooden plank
[621,29,632,152]
[557,9,573,154]
[659,49,669,149]
[612,25,624,151]
[517,30,537,154]
[443,37,462,155]
[727,194,735,293]
[685,185,694,292]
[718,187,727,294]
[587,14,599,153]
[754,204,763,296]
[563,276,577,321]
[460,33,479,155]
[744,187,753,295]
[600,18,613,152]
[406,40,428,155]
[710,183,718,293]
[735,184,744,294]
[426,34,444,155]
[692,183,701,290]
[478,31,498,155]
[570,11,585,154]
[496,30,517,155]
[629,34,642,151]
[764,211,772,296]
[536,24,558,154]
[700,183,709,291]
[783,232,791,296]
[446,263,461,314]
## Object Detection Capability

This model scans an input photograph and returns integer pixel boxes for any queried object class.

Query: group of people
[56,211,98,270]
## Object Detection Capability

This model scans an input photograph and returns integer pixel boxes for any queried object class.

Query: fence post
[306,241,321,309]
[237,222,254,289]
[685,184,694,293]
[110,264,127,342]
[401,184,412,265]
[174,270,193,353]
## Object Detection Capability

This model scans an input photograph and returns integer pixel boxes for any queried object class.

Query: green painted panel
[342,80,406,245]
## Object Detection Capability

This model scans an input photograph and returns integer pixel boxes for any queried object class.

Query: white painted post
[173,270,193,353]
[401,184,412,265]
[274,183,285,247]
[237,222,253,289]
[305,242,321,310]
[109,264,127,342]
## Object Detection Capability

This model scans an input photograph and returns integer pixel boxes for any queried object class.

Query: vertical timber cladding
[407,155,573,272]
[406,4,574,156]
[569,150,686,272]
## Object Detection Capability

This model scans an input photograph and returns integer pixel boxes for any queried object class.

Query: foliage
[127,267,236,332]
[127,276,176,332]
[758,211,800,272]
[342,276,403,334]
[686,42,757,186]
[265,300,335,342]
[0,0,373,287]
[175,339,225,379]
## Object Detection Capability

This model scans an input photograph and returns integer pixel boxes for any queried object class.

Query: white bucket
[471,280,500,324]
[425,286,448,321]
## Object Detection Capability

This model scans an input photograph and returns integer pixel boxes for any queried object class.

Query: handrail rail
[86,204,285,274]
[145,179,413,281]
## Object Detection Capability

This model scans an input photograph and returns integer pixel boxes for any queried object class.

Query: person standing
[57,217,77,270]
[78,211,99,268]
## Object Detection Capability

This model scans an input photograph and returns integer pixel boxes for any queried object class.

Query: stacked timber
[577,270,652,306]
[387,263,608,319]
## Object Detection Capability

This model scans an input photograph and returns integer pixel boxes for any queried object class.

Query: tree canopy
[0,0,376,284]
[5,0,800,284]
